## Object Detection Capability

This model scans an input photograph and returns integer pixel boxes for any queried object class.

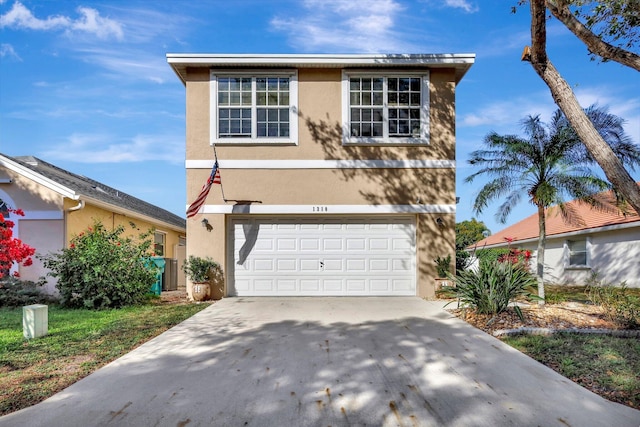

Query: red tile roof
[470,187,640,249]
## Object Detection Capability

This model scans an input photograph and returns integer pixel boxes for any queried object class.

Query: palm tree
[466,105,640,304]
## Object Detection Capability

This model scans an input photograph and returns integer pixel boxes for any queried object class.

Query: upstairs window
[342,71,429,145]
[211,71,298,144]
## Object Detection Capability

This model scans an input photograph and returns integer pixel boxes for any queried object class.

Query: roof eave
[166,53,476,86]
[0,154,79,200]
[80,195,186,233]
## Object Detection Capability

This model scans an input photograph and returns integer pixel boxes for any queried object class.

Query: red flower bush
[0,208,36,278]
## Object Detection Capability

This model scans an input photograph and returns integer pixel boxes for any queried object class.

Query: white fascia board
[167,53,476,67]
[0,155,78,199]
[470,220,640,250]
[189,204,455,215]
[82,196,186,233]
[186,159,455,169]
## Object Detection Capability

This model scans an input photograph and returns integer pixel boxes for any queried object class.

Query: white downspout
[64,200,85,248]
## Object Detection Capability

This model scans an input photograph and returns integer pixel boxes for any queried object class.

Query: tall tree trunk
[528,0,640,217]
[536,203,546,306]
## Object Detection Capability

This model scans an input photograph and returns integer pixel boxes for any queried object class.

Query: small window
[568,239,587,266]
[342,72,429,145]
[154,232,165,257]
[211,71,298,144]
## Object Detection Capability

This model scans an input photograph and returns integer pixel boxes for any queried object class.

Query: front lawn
[0,302,210,416]
[503,333,640,409]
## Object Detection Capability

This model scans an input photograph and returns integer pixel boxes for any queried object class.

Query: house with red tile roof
[470,188,640,288]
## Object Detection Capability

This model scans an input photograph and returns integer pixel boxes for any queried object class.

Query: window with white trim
[342,71,429,144]
[567,238,588,267]
[211,71,298,144]
[154,232,165,257]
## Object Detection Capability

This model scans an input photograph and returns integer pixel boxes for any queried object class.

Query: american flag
[186,161,221,218]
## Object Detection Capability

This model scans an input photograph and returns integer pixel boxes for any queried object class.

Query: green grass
[0,302,211,416]
[503,333,640,409]
[544,284,640,304]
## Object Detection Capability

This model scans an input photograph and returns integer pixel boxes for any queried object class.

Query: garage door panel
[229,216,416,296]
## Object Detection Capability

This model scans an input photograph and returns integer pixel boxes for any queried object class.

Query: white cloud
[271,0,416,52]
[0,1,123,40]
[73,47,173,84]
[444,0,478,13]
[0,43,20,60]
[43,133,184,164]
[460,95,556,129]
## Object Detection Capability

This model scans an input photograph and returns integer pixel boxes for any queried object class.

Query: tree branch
[547,0,640,71]
[527,0,640,216]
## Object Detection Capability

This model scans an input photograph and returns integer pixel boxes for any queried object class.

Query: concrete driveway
[2,297,639,427]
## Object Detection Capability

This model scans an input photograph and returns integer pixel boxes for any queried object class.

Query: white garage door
[229,216,416,296]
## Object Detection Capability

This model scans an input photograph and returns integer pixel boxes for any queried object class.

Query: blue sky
[1,0,638,234]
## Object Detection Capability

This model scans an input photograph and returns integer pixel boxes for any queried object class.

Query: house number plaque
[312,206,328,212]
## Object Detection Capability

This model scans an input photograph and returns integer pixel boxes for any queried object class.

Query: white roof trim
[167,53,476,65]
[167,53,475,85]
[0,154,78,199]
[471,219,640,250]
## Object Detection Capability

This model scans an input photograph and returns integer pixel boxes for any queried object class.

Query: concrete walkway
[2,297,639,426]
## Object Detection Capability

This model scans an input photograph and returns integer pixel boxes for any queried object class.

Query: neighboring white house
[470,189,640,288]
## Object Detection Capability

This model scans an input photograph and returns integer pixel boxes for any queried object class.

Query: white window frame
[154,231,166,257]
[341,70,430,145]
[565,237,591,268]
[210,69,298,145]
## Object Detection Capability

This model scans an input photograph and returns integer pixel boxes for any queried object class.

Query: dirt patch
[446,301,620,335]
[158,290,190,305]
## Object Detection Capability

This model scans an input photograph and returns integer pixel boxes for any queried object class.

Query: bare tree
[522,0,640,215]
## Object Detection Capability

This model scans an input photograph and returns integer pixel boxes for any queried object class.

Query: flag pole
[212,144,227,202]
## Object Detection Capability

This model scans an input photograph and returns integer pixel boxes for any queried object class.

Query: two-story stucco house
[167,53,474,299]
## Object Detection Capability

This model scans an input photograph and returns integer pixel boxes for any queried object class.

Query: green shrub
[434,255,452,277]
[40,221,158,310]
[585,272,639,329]
[444,259,539,319]
[0,277,57,307]
[182,255,219,283]
[474,248,511,263]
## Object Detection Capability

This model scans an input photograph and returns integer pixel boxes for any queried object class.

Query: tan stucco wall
[64,199,184,259]
[183,65,458,299]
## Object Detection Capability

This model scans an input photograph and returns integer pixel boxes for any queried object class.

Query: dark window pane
[373,92,383,105]
[388,93,397,105]
[351,108,360,121]
[230,109,240,118]
[242,120,251,134]
[268,123,278,136]
[362,78,371,90]
[410,78,420,91]
[350,79,360,90]
[373,78,383,90]
[362,123,371,136]
[389,109,397,119]
[258,123,266,136]
[219,120,229,133]
[388,78,397,91]
[257,109,266,121]
[373,123,383,136]
[362,109,372,121]
[410,109,420,119]
[281,123,289,137]
[279,108,288,121]
[268,109,278,121]
[351,123,360,136]
[399,93,409,105]
[256,78,266,90]
[399,78,410,91]
[410,93,420,105]
[373,109,383,121]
